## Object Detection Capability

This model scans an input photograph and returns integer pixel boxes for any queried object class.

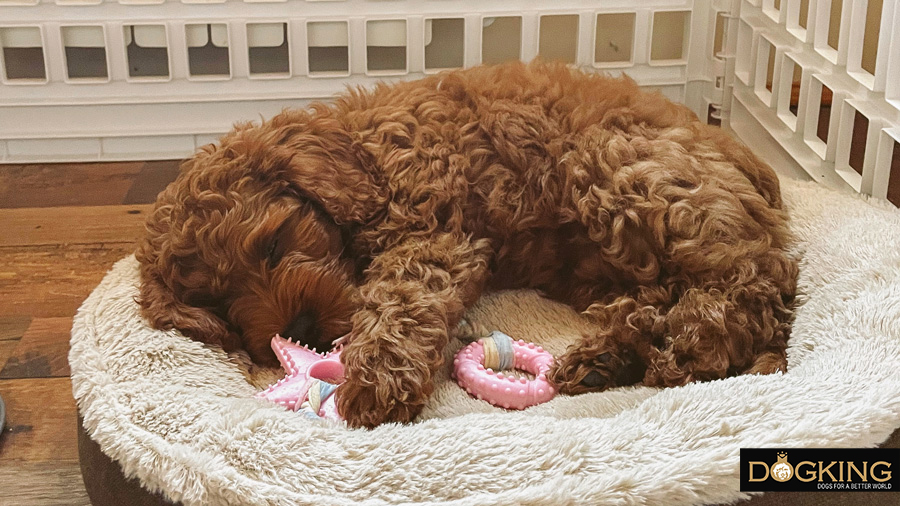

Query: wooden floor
[0,160,181,505]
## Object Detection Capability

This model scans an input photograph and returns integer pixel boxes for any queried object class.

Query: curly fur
[136,62,797,428]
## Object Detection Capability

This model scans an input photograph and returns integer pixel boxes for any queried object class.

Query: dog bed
[70,178,900,506]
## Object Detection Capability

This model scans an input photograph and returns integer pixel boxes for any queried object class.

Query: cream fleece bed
[70,178,900,506]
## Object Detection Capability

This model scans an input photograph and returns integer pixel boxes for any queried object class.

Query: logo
[771,452,793,482]
[741,448,898,492]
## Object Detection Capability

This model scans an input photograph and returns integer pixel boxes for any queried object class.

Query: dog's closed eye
[262,215,296,268]
[266,238,285,267]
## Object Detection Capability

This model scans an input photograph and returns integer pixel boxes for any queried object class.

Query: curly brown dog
[137,61,797,428]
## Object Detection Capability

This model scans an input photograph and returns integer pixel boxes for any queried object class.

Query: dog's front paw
[336,380,422,428]
[548,345,645,395]
[336,346,431,428]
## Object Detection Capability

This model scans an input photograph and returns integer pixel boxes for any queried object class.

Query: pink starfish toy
[255,335,344,421]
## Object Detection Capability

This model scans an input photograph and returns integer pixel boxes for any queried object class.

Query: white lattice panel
[0,1,722,163]
[724,0,900,204]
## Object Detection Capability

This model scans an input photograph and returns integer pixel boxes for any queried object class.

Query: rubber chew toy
[453,331,557,409]
[256,335,344,421]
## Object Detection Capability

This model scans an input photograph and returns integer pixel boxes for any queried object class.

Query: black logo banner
[740,448,898,492]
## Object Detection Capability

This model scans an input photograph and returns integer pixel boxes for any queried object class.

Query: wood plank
[0,315,31,341]
[0,163,161,506]
[123,159,182,205]
[0,462,91,506]
[0,340,18,372]
[0,161,143,209]
[1,317,73,379]
[0,377,80,463]
[0,204,151,248]
[0,243,135,319]
[0,163,20,198]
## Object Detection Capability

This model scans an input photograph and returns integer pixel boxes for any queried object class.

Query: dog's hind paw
[548,347,645,395]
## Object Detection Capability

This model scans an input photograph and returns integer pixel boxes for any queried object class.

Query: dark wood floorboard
[1,318,74,379]
[0,162,143,209]
[0,341,18,374]
[0,160,181,504]
[0,463,91,506]
[123,160,181,205]
[0,316,31,341]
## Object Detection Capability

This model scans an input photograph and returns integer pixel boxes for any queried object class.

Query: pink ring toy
[452,331,557,409]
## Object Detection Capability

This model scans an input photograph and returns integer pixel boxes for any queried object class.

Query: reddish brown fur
[136,62,797,428]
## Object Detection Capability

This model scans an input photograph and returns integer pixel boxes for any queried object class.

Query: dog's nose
[580,370,607,388]
[282,312,321,343]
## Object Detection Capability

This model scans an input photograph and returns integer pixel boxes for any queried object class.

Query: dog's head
[136,108,385,364]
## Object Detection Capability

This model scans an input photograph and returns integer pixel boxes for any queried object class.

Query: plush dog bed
[70,178,900,506]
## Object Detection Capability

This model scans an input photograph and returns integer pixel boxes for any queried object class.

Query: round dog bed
[70,178,900,506]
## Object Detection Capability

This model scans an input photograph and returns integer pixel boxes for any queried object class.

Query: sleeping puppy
[136,61,797,428]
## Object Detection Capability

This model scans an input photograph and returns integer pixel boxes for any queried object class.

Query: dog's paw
[336,346,430,428]
[337,379,427,428]
[548,347,645,395]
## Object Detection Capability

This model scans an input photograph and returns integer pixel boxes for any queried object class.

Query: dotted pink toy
[452,331,557,410]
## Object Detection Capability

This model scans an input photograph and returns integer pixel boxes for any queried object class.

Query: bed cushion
[70,178,900,506]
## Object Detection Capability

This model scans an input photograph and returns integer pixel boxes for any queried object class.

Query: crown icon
[777,452,787,460]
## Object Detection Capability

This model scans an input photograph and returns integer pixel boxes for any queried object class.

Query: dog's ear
[135,194,242,353]
[136,266,242,352]
[267,111,387,225]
